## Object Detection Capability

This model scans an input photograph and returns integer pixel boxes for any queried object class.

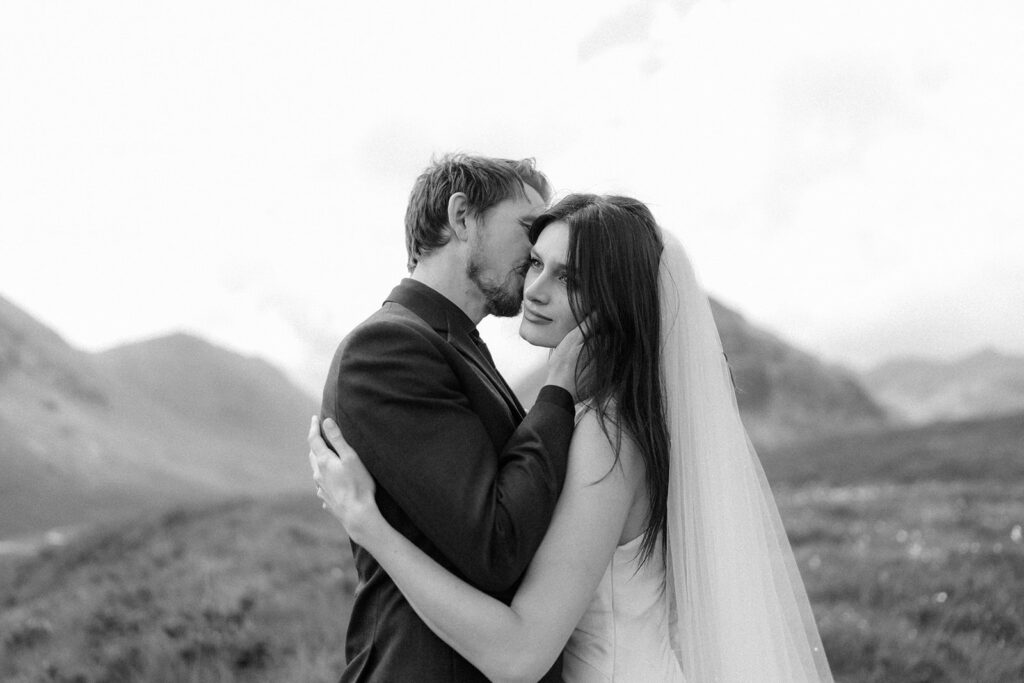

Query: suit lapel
[384,280,525,420]
[448,331,525,420]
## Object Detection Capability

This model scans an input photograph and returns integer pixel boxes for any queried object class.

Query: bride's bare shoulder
[570,404,645,485]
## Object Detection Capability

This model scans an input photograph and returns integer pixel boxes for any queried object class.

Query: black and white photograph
[1,1,1022,681]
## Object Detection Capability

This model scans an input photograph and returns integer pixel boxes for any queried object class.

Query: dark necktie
[468,328,496,367]
[468,328,526,415]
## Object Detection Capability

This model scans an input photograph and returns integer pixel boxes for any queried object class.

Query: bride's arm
[311,412,642,683]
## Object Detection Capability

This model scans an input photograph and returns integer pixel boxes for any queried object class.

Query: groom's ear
[447,193,472,242]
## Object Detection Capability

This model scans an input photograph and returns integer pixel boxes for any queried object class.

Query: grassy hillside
[3,402,1024,683]
[761,411,1024,487]
[1,481,1021,682]
[0,497,354,683]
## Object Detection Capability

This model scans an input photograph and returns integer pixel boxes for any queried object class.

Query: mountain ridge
[0,295,318,538]
[709,299,886,445]
[862,348,1024,423]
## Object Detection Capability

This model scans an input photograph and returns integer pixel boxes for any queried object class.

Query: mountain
[708,300,886,445]
[759,410,1024,487]
[862,348,1024,424]
[0,295,317,538]
[96,333,317,491]
[0,295,186,536]
[513,298,887,448]
[0,294,110,407]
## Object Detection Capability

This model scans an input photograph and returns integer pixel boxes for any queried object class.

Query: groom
[320,154,581,682]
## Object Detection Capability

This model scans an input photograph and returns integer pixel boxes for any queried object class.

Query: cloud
[577,0,705,65]
[3,0,1023,381]
[578,2,657,63]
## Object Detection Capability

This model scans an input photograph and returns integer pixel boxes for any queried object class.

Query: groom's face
[466,183,547,317]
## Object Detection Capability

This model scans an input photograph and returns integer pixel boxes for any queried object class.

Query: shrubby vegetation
[2,416,1023,682]
[0,499,353,682]
[782,482,1024,682]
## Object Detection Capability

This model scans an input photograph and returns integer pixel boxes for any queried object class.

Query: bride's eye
[529,257,542,270]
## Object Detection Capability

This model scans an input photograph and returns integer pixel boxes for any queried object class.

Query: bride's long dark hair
[529,194,670,567]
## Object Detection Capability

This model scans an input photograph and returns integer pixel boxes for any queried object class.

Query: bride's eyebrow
[547,257,568,273]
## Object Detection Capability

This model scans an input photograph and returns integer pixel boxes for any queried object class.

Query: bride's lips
[523,307,552,324]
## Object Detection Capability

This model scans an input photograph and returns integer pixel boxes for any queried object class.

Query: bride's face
[519,222,578,348]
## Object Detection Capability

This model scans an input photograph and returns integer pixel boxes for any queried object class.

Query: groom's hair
[404,153,552,272]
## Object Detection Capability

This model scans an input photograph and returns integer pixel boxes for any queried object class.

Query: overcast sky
[2,0,1022,394]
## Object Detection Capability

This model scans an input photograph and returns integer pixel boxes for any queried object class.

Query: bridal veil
[658,230,835,682]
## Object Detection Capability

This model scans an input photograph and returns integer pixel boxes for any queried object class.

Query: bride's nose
[525,274,548,304]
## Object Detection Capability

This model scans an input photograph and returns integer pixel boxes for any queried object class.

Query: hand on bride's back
[308,416,381,545]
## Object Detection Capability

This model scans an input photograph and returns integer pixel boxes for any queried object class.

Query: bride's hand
[308,416,382,546]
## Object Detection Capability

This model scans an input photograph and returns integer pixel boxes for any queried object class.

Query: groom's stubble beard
[465,215,527,318]
[466,228,528,319]
[466,258,525,318]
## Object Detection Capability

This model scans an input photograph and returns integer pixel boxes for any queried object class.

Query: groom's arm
[324,318,574,594]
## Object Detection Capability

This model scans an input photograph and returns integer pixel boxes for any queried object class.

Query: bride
[309,194,834,682]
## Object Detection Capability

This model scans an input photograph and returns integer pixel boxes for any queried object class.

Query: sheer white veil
[658,229,834,682]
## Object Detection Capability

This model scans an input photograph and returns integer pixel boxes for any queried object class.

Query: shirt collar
[384,278,480,341]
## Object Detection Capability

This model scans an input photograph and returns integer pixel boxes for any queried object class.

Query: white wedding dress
[563,535,685,682]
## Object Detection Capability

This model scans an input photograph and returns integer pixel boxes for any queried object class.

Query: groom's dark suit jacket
[322,279,574,682]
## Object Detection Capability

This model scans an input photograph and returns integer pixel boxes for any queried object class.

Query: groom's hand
[545,315,593,403]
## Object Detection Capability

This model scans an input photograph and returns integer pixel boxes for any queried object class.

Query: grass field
[780,482,1024,682]
[0,498,354,683]
[2,416,1022,681]
[2,483,1022,682]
